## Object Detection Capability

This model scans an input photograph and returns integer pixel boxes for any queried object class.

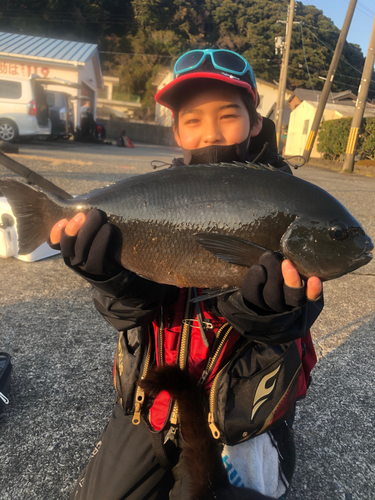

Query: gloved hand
[242,251,315,314]
[49,208,123,278]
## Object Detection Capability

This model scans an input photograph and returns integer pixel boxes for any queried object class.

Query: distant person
[79,102,97,142]
[95,123,106,141]
[116,129,134,148]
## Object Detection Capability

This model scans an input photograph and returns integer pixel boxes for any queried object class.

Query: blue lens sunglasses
[173,49,256,90]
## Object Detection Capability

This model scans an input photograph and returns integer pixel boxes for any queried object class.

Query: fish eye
[329,223,349,241]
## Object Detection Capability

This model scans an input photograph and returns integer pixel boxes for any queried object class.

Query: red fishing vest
[133,288,316,432]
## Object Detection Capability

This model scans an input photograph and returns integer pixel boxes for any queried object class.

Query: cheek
[224,121,250,144]
[178,127,201,149]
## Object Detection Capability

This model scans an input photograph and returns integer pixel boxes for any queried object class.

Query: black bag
[0,352,12,406]
[208,340,301,445]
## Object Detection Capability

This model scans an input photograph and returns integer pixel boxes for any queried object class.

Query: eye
[329,223,349,241]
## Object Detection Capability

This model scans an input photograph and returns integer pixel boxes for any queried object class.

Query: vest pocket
[208,340,302,445]
[114,326,153,414]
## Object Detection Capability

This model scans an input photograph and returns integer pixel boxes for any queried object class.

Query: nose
[202,119,224,144]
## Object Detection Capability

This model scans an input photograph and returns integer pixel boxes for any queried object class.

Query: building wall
[284,102,342,158]
[78,57,99,120]
[257,82,278,117]
[155,72,174,127]
[99,118,177,146]
[256,80,292,124]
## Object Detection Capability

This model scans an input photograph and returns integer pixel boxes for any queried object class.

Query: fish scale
[0,163,372,287]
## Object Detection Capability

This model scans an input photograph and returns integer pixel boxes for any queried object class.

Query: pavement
[0,141,374,500]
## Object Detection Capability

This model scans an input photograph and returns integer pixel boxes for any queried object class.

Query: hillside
[1,0,373,109]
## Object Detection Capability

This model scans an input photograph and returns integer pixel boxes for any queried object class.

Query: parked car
[45,90,74,138]
[0,76,51,142]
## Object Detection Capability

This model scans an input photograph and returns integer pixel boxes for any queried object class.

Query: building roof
[257,78,292,95]
[291,88,357,104]
[0,32,98,65]
[306,100,375,117]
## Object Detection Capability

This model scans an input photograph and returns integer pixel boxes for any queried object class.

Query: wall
[155,71,174,127]
[284,101,346,158]
[99,118,177,146]
[256,80,292,124]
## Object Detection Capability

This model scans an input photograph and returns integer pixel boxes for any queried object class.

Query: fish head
[280,216,373,280]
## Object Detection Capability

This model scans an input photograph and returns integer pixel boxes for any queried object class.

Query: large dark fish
[0,163,372,287]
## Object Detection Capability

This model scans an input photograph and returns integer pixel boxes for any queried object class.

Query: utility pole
[302,0,358,162]
[275,0,295,153]
[342,15,375,173]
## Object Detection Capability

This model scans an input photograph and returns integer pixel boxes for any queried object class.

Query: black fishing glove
[49,208,123,278]
[242,251,306,314]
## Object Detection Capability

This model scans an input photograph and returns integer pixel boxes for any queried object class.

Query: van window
[46,93,55,107]
[0,80,22,99]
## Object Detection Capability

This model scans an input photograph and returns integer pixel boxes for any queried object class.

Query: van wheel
[0,120,19,142]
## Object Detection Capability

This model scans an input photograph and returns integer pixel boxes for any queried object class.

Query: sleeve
[64,259,169,332]
[216,290,324,345]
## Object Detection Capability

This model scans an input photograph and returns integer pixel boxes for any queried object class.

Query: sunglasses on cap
[173,49,257,89]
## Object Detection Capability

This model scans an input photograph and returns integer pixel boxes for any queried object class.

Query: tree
[1,0,373,108]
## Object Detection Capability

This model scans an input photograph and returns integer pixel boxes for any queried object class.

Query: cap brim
[155,72,256,111]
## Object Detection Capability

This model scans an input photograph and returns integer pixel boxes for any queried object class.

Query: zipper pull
[0,392,9,405]
[208,412,220,439]
[164,425,178,445]
[132,387,145,425]
[198,369,209,386]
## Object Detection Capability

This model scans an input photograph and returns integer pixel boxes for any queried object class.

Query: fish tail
[0,179,63,255]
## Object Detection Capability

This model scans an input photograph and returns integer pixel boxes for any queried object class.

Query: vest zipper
[169,287,193,427]
[207,359,231,439]
[198,323,233,386]
[207,336,248,440]
[132,327,152,425]
[158,306,164,366]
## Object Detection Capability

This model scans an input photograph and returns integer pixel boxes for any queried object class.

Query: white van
[0,76,52,142]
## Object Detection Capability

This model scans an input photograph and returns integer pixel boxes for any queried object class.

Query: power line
[299,24,315,92]
[305,26,375,85]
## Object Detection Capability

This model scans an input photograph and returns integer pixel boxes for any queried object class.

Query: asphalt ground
[0,140,374,500]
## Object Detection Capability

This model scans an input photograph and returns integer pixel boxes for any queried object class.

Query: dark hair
[173,80,259,131]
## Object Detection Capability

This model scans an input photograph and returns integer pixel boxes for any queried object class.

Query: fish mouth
[349,249,373,272]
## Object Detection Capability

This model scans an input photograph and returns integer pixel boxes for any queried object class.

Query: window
[302,119,309,135]
[0,80,22,99]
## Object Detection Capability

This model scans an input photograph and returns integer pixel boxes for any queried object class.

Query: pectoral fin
[194,233,270,267]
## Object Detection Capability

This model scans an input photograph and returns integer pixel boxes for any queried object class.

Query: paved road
[0,142,374,500]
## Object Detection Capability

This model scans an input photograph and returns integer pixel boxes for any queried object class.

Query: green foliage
[359,118,375,160]
[317,117,375,160]
[1,0,375,112]
[317,118,351,160]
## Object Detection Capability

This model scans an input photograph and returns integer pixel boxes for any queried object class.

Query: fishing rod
[0,150,73,199]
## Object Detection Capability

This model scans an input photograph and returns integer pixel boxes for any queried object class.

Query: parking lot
[0,141,374,499]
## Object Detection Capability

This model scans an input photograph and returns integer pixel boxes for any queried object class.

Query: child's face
[174,85,256,150]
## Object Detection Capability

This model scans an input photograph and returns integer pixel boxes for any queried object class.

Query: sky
[300,0,374,57]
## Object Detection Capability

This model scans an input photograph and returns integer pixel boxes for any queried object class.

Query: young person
[49,49,323,500]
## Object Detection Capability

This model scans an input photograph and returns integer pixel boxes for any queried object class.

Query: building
[0,31,103,127]
[288,89,357,112]
[154,70,174,127]
[284,99,375,157]
[256,78,292,124]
